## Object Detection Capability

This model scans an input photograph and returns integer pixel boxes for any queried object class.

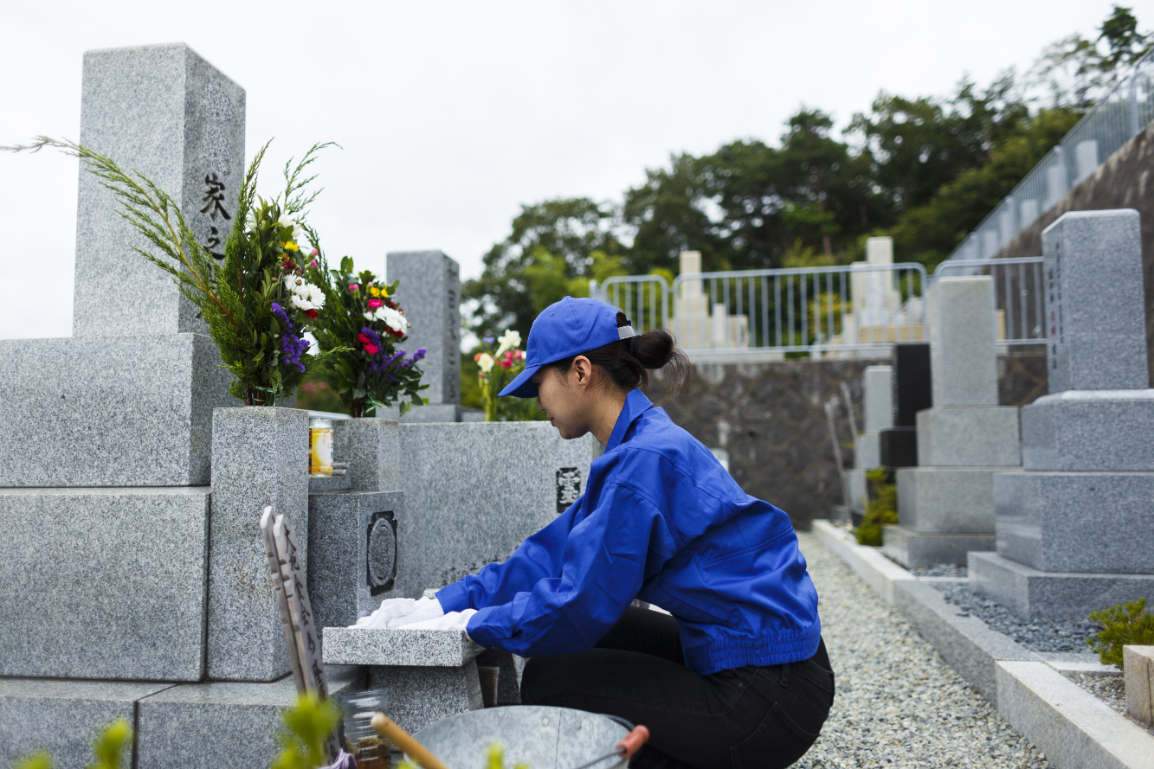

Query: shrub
[1086,598,1154,670]
[853,468,897,546]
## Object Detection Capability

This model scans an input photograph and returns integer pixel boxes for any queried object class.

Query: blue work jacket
[437,388,821,675]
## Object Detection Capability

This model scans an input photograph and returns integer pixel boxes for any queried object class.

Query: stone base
[309,491,404,642]
[969,551,1154,620]
[0,333,233,487]
[0,667,364,769]
[0,487,210,681]
[368,662,484,735]
[879,427,917,467]
[897,466,1015,533]
[334,418,400,491]
[1021,390,1154,471]
[994,471,1154,573]
[882,525,994,567]
[916,406,1020,467]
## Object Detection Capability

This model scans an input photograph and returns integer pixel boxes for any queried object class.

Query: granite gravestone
[971,210,1154,618]
[883,277,1020,567]
[0,42,240,488]
[846,365,893,513]
[878,343,931,467]
[0,44,369,769]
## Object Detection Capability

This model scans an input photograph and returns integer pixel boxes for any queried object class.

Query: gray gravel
[908,563,967,578]
[794,532,1049,768]
[933,582,1098,654]
[1065,673,1154,738]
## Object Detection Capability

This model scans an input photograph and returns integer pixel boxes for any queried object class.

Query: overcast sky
[0,0,1129,339]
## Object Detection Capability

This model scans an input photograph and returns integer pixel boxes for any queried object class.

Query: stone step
[882,525,994,568]
[0,486,211,681]
[897,467,1017,534]
[1021,390,1154,471]
[969,551,1154,620]
[994,471,1154,573]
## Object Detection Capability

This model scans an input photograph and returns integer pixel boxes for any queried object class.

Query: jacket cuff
[435,581,471,613]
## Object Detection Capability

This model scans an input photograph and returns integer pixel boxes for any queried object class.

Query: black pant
[521,607,834,769]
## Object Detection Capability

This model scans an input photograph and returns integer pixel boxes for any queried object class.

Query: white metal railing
[948,48,1154,262]
[598,263,927,358]
[933,256,1046,345]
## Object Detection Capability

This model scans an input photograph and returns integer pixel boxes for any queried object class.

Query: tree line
[463,6,1151,342]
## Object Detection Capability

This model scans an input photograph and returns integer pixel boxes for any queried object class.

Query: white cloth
[353,597,417,629]
[396,609,477,632]
[385,596,444,628]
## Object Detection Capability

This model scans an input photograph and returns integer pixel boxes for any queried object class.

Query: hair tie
[629,335,640,357]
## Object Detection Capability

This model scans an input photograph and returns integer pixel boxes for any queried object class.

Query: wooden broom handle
[370,713,452,769]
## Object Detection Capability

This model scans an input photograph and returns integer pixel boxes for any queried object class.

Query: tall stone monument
[0,44,366,769]
[883,276,1020,567]
[846,365,893,514]
[971,209,1154,617]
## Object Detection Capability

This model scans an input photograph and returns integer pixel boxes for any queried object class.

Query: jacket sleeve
[436,497,583,613]
[462,482,679,657]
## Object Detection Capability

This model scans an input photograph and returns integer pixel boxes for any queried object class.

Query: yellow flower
[282,241,300,252]
[379,285,389,298]
[369,286,381,297]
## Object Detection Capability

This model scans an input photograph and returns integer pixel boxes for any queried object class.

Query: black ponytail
[550,312,690,394]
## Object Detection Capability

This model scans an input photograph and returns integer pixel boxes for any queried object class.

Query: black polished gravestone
[879,343,932,467]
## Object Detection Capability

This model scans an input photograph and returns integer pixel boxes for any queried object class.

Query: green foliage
[854,468,897,546]
[12,719,132,769]
[308,256,428,417]
[1086,598,1154,670]
[271,692,343,769]
[6,137,342,406]
[296,372,348,414]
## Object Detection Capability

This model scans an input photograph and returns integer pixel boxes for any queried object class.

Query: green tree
[463,198,625,339]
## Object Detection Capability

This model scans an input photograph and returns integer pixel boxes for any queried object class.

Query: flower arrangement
[473,329,542,422]
[308,256,428,417]
[8,137,344,406]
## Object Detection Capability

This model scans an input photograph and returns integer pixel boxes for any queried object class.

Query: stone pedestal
[848,365,892,512]
[323,628,485,734]
[0,487,211,681]
[886,278,1015,567]
[309,490,404,640]
[975,210,1154,618]
[207,407,309,681]
[877,344,930,469]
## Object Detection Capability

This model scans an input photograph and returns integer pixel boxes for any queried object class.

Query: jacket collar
[605,389,654,451]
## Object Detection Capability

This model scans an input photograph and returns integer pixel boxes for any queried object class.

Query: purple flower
[482,336,495,345]
[271,301,308,372]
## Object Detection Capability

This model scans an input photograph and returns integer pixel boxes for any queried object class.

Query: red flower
[358,333,371,345]
[499,358,513,369]
[364,343,379,355]
[304,309,319,320]
[368,298,383,309]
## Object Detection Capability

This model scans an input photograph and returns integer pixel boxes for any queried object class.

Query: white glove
[385,596,445,628]
[353,597,417,629]
[398,609,477,632]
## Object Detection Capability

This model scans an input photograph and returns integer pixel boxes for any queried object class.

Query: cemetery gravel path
[791,532,1049,768]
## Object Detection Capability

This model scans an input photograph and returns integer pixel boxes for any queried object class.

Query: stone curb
[811,520,1154,769]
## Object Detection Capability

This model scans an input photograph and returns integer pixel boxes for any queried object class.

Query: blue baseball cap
[499,297,636,398]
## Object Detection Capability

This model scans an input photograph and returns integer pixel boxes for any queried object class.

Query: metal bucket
[411,706,631,769]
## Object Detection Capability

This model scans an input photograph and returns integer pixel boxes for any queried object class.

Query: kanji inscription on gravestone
[1046,242,1064,370]
[556,467,582,513]
[200,172,232,262]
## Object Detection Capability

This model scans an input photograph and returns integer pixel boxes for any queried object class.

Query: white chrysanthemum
[477,353,495,373]
[283,276,325,312]
[374,305,409,333]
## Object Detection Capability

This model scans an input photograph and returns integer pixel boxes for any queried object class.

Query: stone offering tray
[322,627,481,667]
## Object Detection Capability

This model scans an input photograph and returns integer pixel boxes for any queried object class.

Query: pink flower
[349,284,359,292]
[499,358,513,369]
[358,333,371,344]
[310,249,319,257]
[308,260,318,269]
[364,343,379,355]
[368,298,383,309]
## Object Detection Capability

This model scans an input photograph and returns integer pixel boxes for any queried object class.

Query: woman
[364,297,834,769]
